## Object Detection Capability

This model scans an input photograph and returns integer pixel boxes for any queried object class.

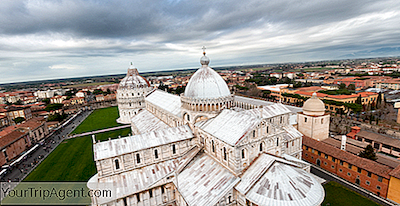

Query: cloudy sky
[1,0,400,84]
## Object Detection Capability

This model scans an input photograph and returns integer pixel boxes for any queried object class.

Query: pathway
[67,124,131,139]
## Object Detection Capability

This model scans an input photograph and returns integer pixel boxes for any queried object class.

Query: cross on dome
[200,46,210,66]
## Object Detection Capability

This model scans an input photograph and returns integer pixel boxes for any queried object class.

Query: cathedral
[88,50,327,206]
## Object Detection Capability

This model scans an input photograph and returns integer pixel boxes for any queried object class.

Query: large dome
[303,93,325,116]
[184,54,231,99]
[118,64,150,89]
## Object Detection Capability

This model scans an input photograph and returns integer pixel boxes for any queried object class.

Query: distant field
[237,67,271,71]
[24,127,131,181]
[294,67,333,72]
[71,106,121,134]
[323,181,381,206]
[62,81,114,88]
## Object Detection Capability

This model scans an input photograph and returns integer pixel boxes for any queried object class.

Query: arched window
[260,143,263,152]
[242,149,246,159]
[115,159,120,170]
[253,130,256,138]
[212,140,215,153]
[276,138,279,146]
[223,147,227,160]
[136,153,141,164]
[321,118,324,124]
[172,144,176,154]
[187,114,190,121]
[280,116,282,123]
[305,117,307,122]
[266,126,269,133]
[154,149,158,159]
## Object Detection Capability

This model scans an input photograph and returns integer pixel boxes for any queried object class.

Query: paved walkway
[67,124,131,138]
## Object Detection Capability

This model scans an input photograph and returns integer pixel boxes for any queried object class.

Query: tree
[356,95,362,105]
[158,83,169,92]
[45,103,64,112]
[339,83,346,90]
[347,84,356,91]
[13,117,25,124]
[42,98,50,104]
[376,93,383,108]
[359,144,377,161]
[92,89,103,95]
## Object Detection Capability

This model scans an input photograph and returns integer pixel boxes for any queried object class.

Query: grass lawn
[71,106,121,134]
[323,181,381,206]
[24,128,131,181]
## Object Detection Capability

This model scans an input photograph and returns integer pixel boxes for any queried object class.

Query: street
[0,109,92,182]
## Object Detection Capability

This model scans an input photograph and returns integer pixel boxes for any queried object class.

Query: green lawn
[71,107,121,134]
[24,128,131,181]
[322,181,381,206]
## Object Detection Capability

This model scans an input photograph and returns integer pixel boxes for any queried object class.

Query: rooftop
[145,90,182,118]
[93,125,193,161]
[177,152,239,206]
[130,110,168,134]
[303,136,392,179]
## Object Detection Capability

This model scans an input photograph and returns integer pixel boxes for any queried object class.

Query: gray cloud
[1,0,400,83]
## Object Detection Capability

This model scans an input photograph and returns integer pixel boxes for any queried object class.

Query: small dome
[184,54,230,99]
[118,63,150,89]
[303,93,325,116]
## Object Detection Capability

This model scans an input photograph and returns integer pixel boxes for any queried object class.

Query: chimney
[92,135,96,144]
[341,135,347,151]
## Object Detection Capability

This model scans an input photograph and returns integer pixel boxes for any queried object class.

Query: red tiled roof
[303,136,392,179]
[294,91,327,97]
[0,130,26,149]
[389,165,400,179]
[347,131,358,138]
[297,86,324,91]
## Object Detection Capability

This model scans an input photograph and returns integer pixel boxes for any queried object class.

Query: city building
[0,106,32,122]
[347,127,400,157]
[88,51,325,206]
[0,130,32,166]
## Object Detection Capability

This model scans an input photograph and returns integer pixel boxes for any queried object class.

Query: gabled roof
[303,136,392,178]
[130,110,168,134]
[93,125,193,161]
[241,103,292,119]
[195,109,260,146]
[0,130,26,149]
[389,165,400,179]
[145,90,182,117]
[356,131,400,148]
[89,146,201,205]
[176,152,239,206]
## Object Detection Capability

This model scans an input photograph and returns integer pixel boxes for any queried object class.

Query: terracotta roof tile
[303,136,392,179]
[356,131,400,148]
[0,130,26,149]
[389,165,400,179]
